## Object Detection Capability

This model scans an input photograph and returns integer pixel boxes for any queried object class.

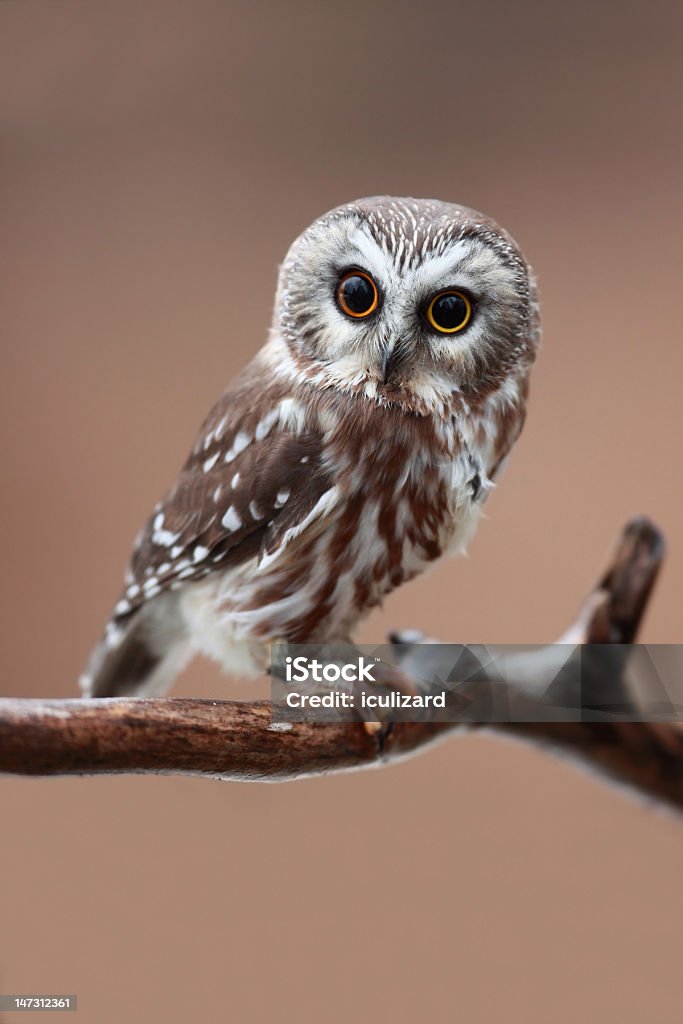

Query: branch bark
[1,517,680,811]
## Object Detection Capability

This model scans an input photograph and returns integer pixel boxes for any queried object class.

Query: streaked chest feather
[179,400,493,662]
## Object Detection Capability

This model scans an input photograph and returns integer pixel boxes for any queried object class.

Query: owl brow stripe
[347,227,389,284]
[413,241,473,283]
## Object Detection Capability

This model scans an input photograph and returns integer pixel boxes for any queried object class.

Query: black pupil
[432,293,468,330]
[341,275,374,314]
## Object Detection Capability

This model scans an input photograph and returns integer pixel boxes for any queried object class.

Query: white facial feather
[274,196,537,410]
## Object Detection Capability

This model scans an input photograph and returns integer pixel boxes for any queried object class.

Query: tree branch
[0,517,680,811]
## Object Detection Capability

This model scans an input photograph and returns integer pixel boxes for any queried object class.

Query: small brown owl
[81,196,540,698]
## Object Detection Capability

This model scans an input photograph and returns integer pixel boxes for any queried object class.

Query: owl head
[273,196,539,411]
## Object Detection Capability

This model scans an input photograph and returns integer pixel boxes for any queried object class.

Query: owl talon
[363,720,383,735]
[353,661,417,745]
[363,719,394,751]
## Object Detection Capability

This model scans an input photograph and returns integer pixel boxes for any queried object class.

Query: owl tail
[79,595,192,698]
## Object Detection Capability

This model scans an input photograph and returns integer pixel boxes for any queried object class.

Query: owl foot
[362,720,394,752]
[356,661,419,745]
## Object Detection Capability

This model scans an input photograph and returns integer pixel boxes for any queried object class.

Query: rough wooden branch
[0,517,680,812]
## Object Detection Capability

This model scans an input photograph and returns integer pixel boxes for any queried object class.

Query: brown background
[1,1,681,1021]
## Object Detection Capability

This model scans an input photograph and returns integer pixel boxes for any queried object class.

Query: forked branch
[0,518,680,811]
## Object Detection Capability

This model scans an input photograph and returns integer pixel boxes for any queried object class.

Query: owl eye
[425,289,473,334]
[336,270,379,319]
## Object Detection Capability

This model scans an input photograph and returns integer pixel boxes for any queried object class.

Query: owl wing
[81,375,337,697]
[112,377,334,621]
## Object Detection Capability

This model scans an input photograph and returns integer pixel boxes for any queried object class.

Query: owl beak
[381,338,405,384]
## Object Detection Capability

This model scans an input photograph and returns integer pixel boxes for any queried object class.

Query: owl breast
[178,394,492,675]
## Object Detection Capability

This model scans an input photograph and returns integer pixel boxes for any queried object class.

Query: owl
[81,196,540,700]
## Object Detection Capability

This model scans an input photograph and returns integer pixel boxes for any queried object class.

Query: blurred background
[1,1,681,1021]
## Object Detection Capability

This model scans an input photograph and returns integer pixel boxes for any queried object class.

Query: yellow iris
[426,290,473,334]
